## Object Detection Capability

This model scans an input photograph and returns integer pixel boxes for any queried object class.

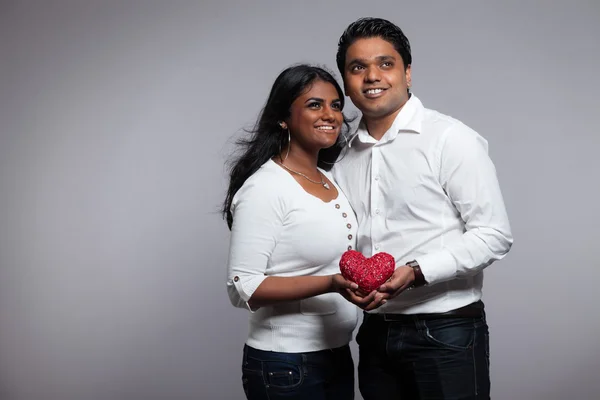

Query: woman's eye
[308,102,321,109]
[331,102,342,110]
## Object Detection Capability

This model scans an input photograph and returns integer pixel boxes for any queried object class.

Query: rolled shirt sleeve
[226,178,284,311]
[417,124,513,285]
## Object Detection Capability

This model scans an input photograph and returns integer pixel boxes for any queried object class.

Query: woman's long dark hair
[222,64,353,229]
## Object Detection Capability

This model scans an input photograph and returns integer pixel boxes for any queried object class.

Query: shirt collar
[349,93,424,147]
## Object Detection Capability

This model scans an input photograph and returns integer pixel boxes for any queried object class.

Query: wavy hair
[222,64,353,229]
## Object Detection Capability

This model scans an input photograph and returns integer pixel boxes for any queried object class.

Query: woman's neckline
[268,159,340,204]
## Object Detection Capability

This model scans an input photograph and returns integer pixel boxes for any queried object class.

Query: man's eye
[382,62,393,68]
[351,65,364,72]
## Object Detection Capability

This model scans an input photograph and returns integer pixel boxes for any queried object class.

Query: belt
[366,300,485,322]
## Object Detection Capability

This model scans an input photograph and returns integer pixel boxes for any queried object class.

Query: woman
[223,65,360,399]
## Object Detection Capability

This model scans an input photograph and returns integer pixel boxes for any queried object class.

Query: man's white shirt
[332,94,513,314]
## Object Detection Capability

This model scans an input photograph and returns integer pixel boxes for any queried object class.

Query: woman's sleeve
[225,178,284,311]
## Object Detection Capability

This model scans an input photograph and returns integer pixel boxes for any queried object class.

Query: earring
[283,128,291,161]
[278,124,291,161]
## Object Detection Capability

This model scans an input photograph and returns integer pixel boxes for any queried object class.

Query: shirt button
[233,276,239,282]
[375,209,380,215]
[348,234,353,240]
[374,176,380,181]
[375,245,380,250]
[347,245,352,250]
[335,204,340,209]
[346,223,352,229]
[342,212,347,218]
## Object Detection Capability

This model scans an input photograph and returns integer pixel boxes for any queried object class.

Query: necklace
[276,161,330,190]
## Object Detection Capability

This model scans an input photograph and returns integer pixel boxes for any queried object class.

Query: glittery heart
[339,250,395,292]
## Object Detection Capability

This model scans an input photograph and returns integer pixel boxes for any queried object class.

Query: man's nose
[364,66,381,83]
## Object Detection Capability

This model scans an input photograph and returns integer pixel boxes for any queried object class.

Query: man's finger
[378,281,400,293]
[379,273,411,293]
[350,288,376,299]
[362,291,389,311]
[345,288,375,305]
[345,289,379,309]
[364,297,387,311]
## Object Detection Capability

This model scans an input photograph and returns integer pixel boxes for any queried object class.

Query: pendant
[323,182,330,190]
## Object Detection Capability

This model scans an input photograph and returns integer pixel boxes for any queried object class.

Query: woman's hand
[330,274,388,311]
[330,273,359,293]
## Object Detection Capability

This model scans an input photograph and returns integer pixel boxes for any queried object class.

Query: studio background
[1,1,598,399]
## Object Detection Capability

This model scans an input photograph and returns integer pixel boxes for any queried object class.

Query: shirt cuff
[227,274,268,312]
[415,250,457,285]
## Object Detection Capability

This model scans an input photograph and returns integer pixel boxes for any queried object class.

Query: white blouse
[226,160,359,352]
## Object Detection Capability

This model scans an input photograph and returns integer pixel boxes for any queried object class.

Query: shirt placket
[371,144,382,255]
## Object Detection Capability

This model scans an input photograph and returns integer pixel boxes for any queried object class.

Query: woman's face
[285,79,343,152]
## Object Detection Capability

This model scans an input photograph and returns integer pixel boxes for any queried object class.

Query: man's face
[343,37,411,120]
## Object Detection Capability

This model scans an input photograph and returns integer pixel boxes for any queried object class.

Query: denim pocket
[421,318,475,351]
[242,366,266,399]
[262,359,304,390]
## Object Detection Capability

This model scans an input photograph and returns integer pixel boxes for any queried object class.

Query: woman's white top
[226,159,359,352]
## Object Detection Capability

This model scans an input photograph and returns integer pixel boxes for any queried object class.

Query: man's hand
[342,288,389,311]
[331,274,388,311]
[377,265,415,300]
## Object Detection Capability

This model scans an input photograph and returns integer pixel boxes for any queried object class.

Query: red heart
[339,250,395,292]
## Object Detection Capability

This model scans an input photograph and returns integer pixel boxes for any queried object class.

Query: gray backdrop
[1,1,599,399]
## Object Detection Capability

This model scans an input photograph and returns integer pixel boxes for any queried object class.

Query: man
[331,17,513,399]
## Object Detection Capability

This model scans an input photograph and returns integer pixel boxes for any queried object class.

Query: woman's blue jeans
[241,344,355,399]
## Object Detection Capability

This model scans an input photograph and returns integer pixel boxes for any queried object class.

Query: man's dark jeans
[357,304,490,400]
[241,344,354,399]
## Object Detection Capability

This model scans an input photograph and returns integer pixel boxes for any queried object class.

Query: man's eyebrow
[347,55,396,65]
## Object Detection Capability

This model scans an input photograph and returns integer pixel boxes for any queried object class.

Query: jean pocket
[242,367,269,400]
[262,359,304,390]
[300,293,337,316]
[421,318,475,351]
